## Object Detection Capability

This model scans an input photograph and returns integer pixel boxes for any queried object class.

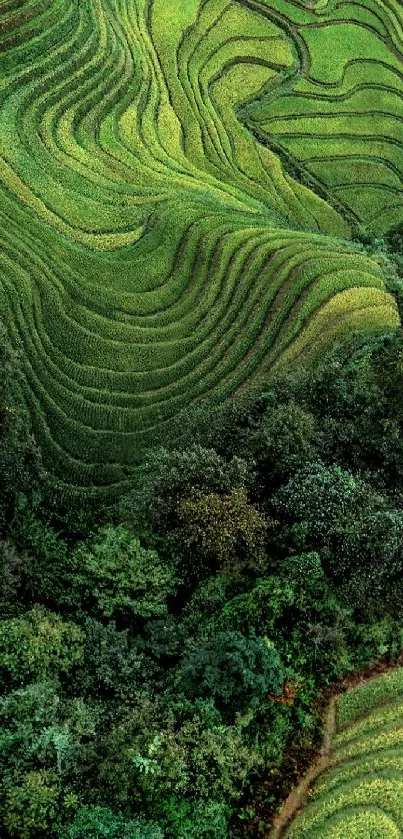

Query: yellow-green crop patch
[286,669,403,838]
[0,0,401,493]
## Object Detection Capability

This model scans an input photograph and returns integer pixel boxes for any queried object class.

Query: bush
[176,488,268,577]
[120,445,253,538]
[58,805,163,839]
[98,695,260,810]
[3,770,60,839]
[0,607,84,687]
[178,631,284,718]
[273,462,373,549]
[386,220,403,254]
[334,509,403,608]
[69,526,178,624]
[74,618,157,700]
[247,400,317,483]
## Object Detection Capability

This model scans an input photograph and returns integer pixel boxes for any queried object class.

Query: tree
[175,488,269,578]
[0,679,98,775]
[178,631,284,719]
[120,445,253,538]
[74,618,159,700]
[332,508,403,610]
[15,514,70,610]
[98,695,259,816]
[246,400,317,485]
[97,696,190,810]
[69,526,178,624]
[273,461,375,550]
[0,607,84,686]
[0,680,99,837]
[3,770,61,839]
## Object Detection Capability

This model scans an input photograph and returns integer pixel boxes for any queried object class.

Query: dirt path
[267,695,337,839]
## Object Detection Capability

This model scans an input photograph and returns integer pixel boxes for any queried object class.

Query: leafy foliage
[69,526,178,624]
[0,607,84,687]
[122,446,253,537]
[176,488,268,576]
[179,631,284,718]
[58,806,163,839]
[273,462,368,546]
[246,401,317,484]
[3,770,61,839]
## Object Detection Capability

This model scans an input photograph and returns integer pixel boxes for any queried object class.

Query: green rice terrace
[285,668,403,838]
[1,0,402,493]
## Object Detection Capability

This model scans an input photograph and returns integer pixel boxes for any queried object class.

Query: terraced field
[244,0,403,235]
[286,669,403,838]
[0,0,401,492]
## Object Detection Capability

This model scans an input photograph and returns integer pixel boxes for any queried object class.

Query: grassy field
[286,669,403,838]
[0,0,400,492]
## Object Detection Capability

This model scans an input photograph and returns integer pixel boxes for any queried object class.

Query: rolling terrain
[0,0,401,492]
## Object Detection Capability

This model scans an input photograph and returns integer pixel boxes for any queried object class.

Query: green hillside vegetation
[286,669,403,838]
[0,0,401,492]
[3,326,403,837]
[2,1,403,838]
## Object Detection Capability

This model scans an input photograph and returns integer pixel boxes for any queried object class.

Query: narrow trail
[267,695,338,839]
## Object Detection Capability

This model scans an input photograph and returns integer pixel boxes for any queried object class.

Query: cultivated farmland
[0,0,401,492]
[286,669,403,838]
[245,0,403,235]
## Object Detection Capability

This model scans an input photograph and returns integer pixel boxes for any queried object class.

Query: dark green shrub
[120,445,253,537]
[178,631,284,718]
[334,509,403,609]
[3,770,62,839]
[175,488,268,577]
[0,607,84,687]
[247,401,317,483]
[74,618,158,700]
[58,806,163,839]
[273,462,373,549]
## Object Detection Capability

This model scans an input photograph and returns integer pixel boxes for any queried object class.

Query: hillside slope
[0,0,400,491]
